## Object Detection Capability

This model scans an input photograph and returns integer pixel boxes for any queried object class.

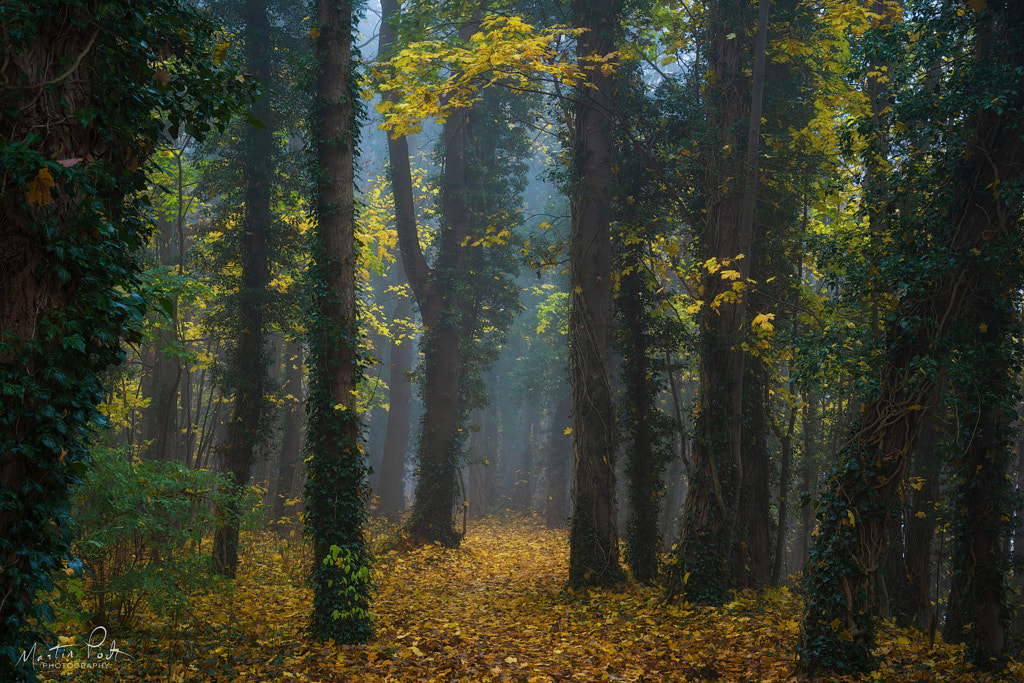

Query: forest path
[40,516,1012,682]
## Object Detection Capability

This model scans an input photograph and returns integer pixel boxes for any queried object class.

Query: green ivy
[0,2,251,680]
[302,0,373,645]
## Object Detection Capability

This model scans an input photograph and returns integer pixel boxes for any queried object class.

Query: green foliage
[55,447,229,628]
[0,1,252,679]
[322,545,373,624]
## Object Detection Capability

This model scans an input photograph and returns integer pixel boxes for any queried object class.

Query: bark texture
[567,0,625,588]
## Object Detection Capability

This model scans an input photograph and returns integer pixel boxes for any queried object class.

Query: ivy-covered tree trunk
[884,414,941,627]
[404,90,472,546]
[567,0,626,588]
[619,240,666,585]
[668,0,767,604]
[212,0,273,578]
[944,293,1015,665]
[0,3,249,679]
[735,357,773,588]
[304,0,372,643]
[798,3,1024,673]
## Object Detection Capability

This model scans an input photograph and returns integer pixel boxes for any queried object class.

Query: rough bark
[668,0,767,604]
[567,0,625,588]
[304,0,372,643]
[620,242,665,584]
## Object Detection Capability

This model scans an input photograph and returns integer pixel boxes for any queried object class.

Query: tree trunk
[212,0,273,578]
[304,0,372,643]
[404,91,472,546]
[567,0,625,588]
[798,3,1024,671]
[796,393,816,572]
[668,0,768,604]
[771,379,798,584]
[377,293,413,516]
[512,401,540,512]
[620,240,665,584]
[735,356,774,588]
[885,413,940,627]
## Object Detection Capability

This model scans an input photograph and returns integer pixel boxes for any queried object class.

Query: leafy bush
[56,447,229,628]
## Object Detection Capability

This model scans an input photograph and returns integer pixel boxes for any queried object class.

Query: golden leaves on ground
[40,518,1019,682]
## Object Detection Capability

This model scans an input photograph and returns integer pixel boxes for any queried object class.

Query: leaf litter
[39,516,1021,682]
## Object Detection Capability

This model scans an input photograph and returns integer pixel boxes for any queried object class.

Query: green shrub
[56,447,229,628]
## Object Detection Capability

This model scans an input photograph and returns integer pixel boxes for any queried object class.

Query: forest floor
[36,515,1021,682]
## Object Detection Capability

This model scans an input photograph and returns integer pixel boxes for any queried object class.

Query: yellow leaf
[847,510,856,526]
[563,427,572,435]
[213,42,230,65]
[967,0,986,10]
[26,167,55,208]
[410,646,424,657]
[979,323,988,333]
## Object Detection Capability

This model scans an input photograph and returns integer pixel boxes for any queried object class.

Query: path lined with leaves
[39,517,1017,682]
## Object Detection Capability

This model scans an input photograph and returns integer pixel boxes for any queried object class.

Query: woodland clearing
[35,516,1019,683]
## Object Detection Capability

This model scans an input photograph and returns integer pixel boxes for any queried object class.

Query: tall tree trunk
[567,0,625,588]
[735,356,774,588]
[405,95,472,547]
[771,379,798,584]
[885,413,940,627]
[512,401,540,512]
[212,0,273,577]
[668,0,768,604]
[377,293,413,516]
[944,296,1013,665]
[304,0,372,643]
[620,240,665,584]
[797,392,816,571]
[379,0,475,547]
